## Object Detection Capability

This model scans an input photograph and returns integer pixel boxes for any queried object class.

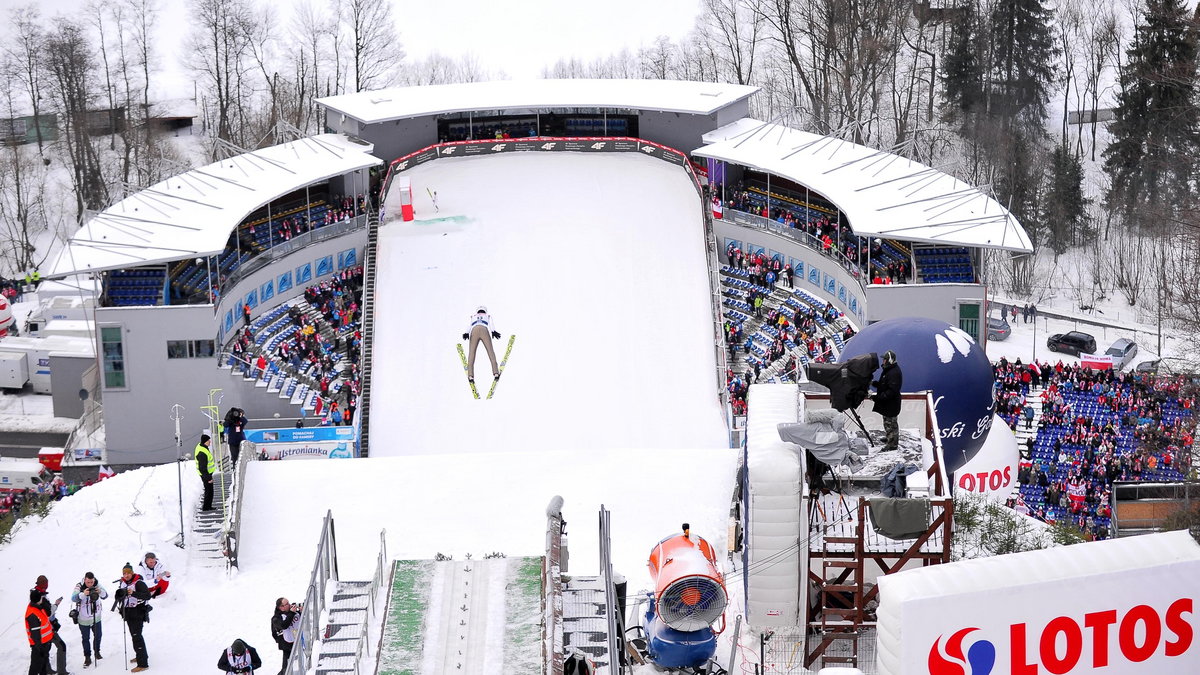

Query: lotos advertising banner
[877,531,1200,675]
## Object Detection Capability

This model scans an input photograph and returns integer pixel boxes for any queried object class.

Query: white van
[0,458,56,492]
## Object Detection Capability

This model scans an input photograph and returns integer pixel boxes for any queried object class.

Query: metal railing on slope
[357,212,380,456]
[284,510,339,675]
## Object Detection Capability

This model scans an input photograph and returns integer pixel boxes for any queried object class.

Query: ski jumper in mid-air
[463,306,501,383]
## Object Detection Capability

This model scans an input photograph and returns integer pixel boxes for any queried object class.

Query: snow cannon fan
[0,293,12,336]
[642,523,728,670]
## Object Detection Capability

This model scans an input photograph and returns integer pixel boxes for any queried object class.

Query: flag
[98,465,115,480]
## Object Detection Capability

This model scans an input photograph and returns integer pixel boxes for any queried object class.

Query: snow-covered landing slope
[371,152,727,455]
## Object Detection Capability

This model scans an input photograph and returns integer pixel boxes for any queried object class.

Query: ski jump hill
[369,150,728,454]
[0,149,736,674]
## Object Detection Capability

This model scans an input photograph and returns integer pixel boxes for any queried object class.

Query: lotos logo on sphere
[929,627,995,675]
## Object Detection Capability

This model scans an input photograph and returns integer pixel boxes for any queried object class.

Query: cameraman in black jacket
[872,350,904,452]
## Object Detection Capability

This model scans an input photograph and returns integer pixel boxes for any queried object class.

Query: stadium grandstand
[45,78,1034,464]
[25,77,1200,674]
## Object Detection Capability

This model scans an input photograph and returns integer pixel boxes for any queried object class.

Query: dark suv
[1047,331,1097,356]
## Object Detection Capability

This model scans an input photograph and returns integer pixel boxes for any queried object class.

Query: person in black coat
[224,408,247,466]
[218,639,262,673]
[115,563,153,672]
[872,350,903,451]
[270,598,302,675]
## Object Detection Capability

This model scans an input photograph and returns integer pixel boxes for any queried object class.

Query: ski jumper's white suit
[466,309,499,380]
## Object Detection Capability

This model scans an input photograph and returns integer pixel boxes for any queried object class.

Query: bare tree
[188,0,257,147]
[5,4,48,156]
[0,56,53,276]
[702,0,764,85]
[332,0,405,93]
[44,17,109,221]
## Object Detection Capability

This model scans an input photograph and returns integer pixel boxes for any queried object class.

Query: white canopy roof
[50,134,382,276]
[696,120,1033,252]
[315,79,759,124]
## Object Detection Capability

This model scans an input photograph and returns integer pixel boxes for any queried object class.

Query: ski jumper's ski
[456,343,480,399]
[486,334,516,399]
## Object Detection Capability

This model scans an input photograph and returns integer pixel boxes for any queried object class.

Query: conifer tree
[1042,143,1090,255]
[1103,0,1200,227]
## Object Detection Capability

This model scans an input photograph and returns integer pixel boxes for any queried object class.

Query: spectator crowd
[994,357,1196,540]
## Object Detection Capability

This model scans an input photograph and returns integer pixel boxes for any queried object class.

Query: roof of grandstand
[49,134,382,276]
[695,119,1034,252]
[314,79,760,124]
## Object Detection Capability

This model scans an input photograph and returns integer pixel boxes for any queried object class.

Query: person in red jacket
[26,588,54,675]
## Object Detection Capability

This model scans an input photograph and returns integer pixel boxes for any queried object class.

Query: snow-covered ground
[0,151,739,673]
[371,152,728,454]
[0,447,737,672]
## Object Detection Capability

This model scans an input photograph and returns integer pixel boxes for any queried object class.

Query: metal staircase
[357,212,380,456]
[191,456,234,567]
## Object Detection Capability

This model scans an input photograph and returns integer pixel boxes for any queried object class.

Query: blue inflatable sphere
[838,317,994,473]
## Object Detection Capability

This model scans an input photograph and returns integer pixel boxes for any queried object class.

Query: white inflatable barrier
[876,531,1200,674]
[744,384,805,627]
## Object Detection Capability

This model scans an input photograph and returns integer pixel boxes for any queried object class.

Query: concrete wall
[49,354,92,418]
[97,305,225,464]
[715,98,751,127]
[637,110,720,155]
[359,117,439,162]
[865,283,985,327]
[713,217,868,326]
[102,224,368,464]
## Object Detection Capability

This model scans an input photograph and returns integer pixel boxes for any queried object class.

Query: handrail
[349,529,389,673]
[723,208,867,298]
[544,497,565,675]
[219,214,367,307]
[284,509,339,675]
[221,439,254,569]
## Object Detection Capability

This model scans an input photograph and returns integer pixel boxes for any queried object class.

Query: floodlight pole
[171,404,185,548]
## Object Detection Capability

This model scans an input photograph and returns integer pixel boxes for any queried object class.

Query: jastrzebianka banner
[875,530,1200,675]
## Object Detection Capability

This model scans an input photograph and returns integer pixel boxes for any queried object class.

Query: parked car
[1046,331,1097,356]
[1105,338,1139,370]
[986,317,1011,341]
[1135,357,1196,376]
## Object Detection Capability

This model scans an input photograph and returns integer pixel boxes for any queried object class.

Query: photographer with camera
[71,572,109,667]
[218,638,262,673]
[270,598,303,675]
[114,563,152,672]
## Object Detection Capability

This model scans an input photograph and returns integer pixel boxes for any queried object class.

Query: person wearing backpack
[71,572,108,667]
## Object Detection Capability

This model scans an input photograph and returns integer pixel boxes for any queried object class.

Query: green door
[959,302,980,341]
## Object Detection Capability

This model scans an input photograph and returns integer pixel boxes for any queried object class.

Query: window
[192,340,215,358]
[167,339,216,359]
[101,326,126,388]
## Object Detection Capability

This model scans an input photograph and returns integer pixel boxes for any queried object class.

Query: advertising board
[877,531,1200,675]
